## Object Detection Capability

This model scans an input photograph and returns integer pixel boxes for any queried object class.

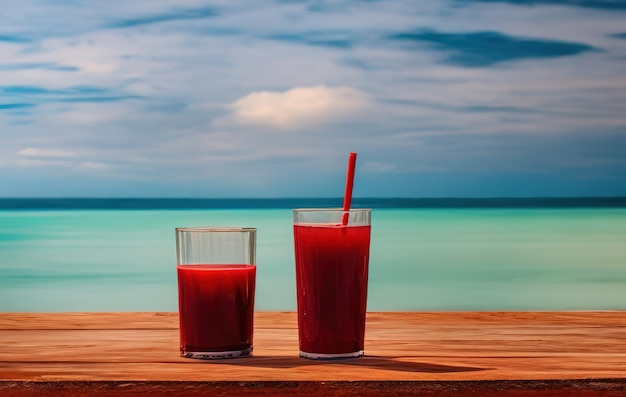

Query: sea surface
[1,198,625,312]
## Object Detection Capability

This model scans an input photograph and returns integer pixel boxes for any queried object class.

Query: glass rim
[175,226,256,233]
[292,208,371,213]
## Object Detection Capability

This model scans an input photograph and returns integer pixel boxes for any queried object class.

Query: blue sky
[1,0,625,197]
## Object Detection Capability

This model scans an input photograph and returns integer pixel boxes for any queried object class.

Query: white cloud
[77,161,109,170]
[18,148,76,158]
[222,85,371,129]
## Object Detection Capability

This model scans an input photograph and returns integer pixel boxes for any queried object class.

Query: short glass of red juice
[293,208,371,359]
[176,227,256,359]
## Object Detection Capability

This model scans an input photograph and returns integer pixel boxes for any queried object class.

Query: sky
[1,0,625,198]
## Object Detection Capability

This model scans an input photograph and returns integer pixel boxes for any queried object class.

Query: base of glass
[299,350,364,360]
[181,347,252,360]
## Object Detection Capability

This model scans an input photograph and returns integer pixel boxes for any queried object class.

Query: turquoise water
[1,207,625,311]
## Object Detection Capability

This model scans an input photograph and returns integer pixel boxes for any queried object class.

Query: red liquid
[177,264,256,353]
[293,224,371,355]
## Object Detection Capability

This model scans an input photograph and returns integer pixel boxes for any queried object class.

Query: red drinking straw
[342,152,357,226]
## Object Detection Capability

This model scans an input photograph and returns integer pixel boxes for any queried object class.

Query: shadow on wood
[225,355,488,373]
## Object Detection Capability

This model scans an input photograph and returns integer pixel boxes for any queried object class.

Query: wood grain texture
[1,312,625,395]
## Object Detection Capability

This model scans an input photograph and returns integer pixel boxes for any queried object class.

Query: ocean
[1,198,625,312]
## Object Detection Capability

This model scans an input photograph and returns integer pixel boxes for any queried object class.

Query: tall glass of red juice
[176,227,256,359]
[293,208,371,359]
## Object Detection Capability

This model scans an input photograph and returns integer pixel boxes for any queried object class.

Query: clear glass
[293,208,372,359]
[176,227,256,359]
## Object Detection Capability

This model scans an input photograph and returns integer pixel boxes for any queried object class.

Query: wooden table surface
[1,311,625,396]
